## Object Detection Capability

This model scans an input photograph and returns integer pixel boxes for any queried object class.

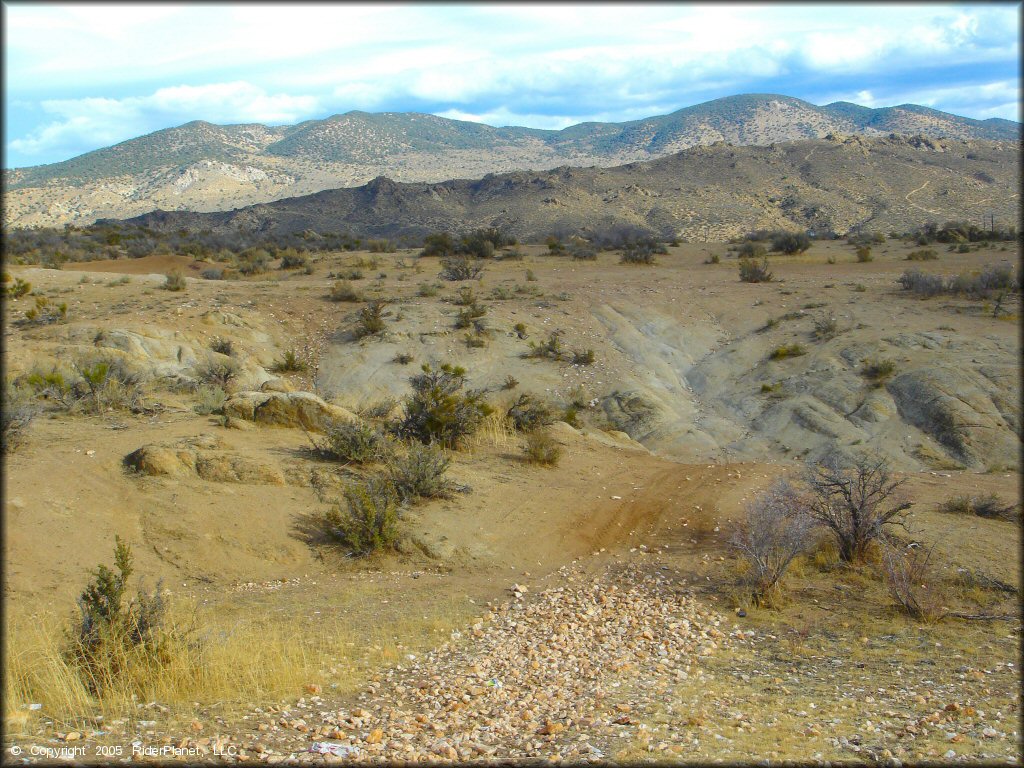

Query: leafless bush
[880,540,943,620]
[803,453,911,563]
[729,480,815,606]
[440,256,484,281]
[739,257,773,283]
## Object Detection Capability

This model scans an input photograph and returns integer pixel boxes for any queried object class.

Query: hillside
[4,94,1018,228]
[117,133,1020,243]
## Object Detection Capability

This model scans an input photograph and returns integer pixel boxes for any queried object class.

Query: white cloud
[9,82,322,161]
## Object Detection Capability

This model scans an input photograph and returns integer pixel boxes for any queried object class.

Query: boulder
[223,391,357,432]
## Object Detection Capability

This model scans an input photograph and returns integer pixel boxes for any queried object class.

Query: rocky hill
[5,94,1018,228]
[117,133,1019,243]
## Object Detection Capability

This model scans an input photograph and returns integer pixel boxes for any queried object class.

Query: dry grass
[465,411,516,453]
[4,593,467,733]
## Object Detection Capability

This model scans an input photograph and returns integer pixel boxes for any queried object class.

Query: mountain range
[4,94,1018,229]
[116,132,1019,243]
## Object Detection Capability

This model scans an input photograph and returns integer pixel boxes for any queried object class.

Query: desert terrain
[2,235,1020,763]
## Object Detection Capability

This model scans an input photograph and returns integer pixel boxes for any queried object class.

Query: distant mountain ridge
[4,94,1018,228]
[113,132,1020,243]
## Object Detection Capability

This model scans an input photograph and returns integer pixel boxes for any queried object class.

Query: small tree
[803,453,911,563]
[730,480,815,606]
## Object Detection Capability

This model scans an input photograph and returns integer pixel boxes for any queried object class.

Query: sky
[3,2,1020,169]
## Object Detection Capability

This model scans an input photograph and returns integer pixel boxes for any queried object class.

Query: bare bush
[506,393,556,432]
[729,480,815,606]
[803,453,911,563]
[880,541,942,620]
[440,256,484,281]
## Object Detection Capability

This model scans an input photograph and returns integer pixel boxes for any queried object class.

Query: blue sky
[3,2,1019,168]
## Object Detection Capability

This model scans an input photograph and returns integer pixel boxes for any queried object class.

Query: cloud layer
[4,3,1019,167]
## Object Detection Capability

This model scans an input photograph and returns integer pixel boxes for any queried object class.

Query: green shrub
[525,430,561,466]
[454,301,486,329]
[526,331,564,360]
[906,249,938,261]
[417,282,440,297]
[237,248,271,275]
[329,280,362,302]
[420,232,455,258]
[367,239,396,253]
[354,300,387,338]
[278,250,309,269]
[22,296,68,325]
[506,393,556,432]
[397,363,490,448]
[619,241,660,265]
[739,256,773,283]
[736,242,766,258]
[572,349,596,365]
[387,443,453,501]
[161,271,187,291]
[66,537,178,696]
[4,276,31,297]
[271,349,306,373]
[768,344,806,360]
[861,358,896,384]
[770,231,811,254]
[322,477,400,555]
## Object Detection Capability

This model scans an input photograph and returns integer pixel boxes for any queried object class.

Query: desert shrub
[570,242,597,260]
[278,250,309,269]
[897,269,945,297]
[454,301,486,329]
[453,286,477,306]
[65,537,181,696]
[526,331,564,360]
[861,358,896,384]
[855,246,873,263]
[72,357,144,414]
[386,443,453,501]
[417,282,440,297]
[22,296,68,325]
[572,348,596,365]
[906,248,938,261]
[803,453,911,562]
[811,316,838,341]
[938,494,1017,522]
[439,256,483,281]
[506,393,556,432]
[420,232,455,258]
[730,480,815,606]
[329,279,362,302]
[2,381,38,453]
[271,349,307,373]
[771,231,811,254]
[397,363,490,449]
[209,337,235,356]
[502,374,519,390]
[366,239,396,253]
[393,352,414,365]
[490,285,515,300]
[190,383,225,416]
[546,236,566,255]
[948,265,1015,298]
[739,257,773,283]
[464,331,487,348]
[704,253,721,264]
[736,242,767,259]
[512,322,528,339]
[322,477,400,555]
[192,355,240,389]
[524,429,561,466]
[317,421,393,464]
[354,300,388,338]
[768,344,806,360]
[4,276,31,297]
[200,268,225,280]
[619,241,660,265]
[334,268,364,280]
[237,248,271,275]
